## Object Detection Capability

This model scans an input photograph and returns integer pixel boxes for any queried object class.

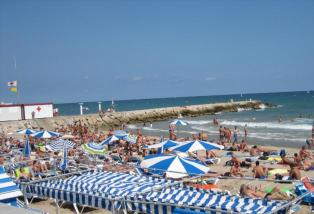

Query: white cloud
[132,76,144,81]
[205,77,216,81]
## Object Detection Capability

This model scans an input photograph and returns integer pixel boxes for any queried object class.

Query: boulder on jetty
[0,100,267,133]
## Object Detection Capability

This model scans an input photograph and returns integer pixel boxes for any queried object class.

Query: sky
[0,0,314,104]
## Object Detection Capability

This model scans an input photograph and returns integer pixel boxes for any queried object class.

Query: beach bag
[280,149,286,157]
[225,160,233,166]
[240,161,251,168]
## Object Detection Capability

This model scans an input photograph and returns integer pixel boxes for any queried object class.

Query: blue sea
[55,91,314,148]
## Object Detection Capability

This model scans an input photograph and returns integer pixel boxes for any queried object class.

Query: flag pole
[13,56,19,104]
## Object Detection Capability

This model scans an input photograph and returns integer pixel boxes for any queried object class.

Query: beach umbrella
[124,134,137,144]
[140,154,209,179]
[81,142,107,155]
[31,130,60,139]
[170,119,188,137]
[148,139,179,149]
[113,130,128,139]
[23,139,31,158]
[47,139,75,152]
[170,119,188,126]
[170,140,224,153]
[59,141,68,171]
[99,135,119,146]
[16,128,36,135]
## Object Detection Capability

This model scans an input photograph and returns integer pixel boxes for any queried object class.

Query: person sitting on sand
[250,145,260,156]
[231,154,241,165]
[289,165,301,180]
[239,140,249,152]
[230,162,244,177]
[228,142,238,151]
[206,150,217,159]
[240,184,293,200]
[293,153,303,167]
[252,161,268,179]
[299,146,313,160]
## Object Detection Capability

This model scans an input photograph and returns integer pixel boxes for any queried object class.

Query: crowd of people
[0,118,313,203]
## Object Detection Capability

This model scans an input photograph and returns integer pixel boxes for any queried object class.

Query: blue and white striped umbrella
[170,119,188,126]
[48,139,75,151]
[170,140,224,153]
[31,130,60,138]
[23,139,31,158]
[59,142,68,171]
[99,135,120,146]
[16,129,36,135]
[140,154,209,178]
[146,139,178,150]
[113,130,128,139]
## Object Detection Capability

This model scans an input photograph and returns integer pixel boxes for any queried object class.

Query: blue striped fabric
[0,166,22,203]
[23,171,289,214]
[126,187,288,214]
[25,171,174,209]
[49,139,75,151]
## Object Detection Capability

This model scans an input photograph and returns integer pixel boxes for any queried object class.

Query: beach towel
[267,156,282,162]
[268,168,288,176]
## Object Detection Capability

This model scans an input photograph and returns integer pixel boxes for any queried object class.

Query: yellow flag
[10,87,17,92]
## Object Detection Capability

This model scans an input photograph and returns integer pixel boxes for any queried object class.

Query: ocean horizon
[55,90,314,148]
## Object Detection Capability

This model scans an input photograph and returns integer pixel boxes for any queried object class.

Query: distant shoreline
[0,100,266,133]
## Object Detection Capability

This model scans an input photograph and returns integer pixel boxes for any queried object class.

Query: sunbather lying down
[240,184,293,201]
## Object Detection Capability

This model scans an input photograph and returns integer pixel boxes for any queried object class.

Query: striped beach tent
[0,166,22,206]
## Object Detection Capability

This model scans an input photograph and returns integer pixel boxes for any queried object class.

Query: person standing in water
[312,124,314,139]
[244,124,248,140]
[233,126,239,143]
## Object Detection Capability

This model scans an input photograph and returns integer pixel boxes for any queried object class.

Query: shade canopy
[170,140,224,153]
[31,130,60,139]
[113,130,128,139]
[99,135,119,146]
[145,139,179,150]
[140,154,209,178]
[16,129,36,135]
[47,139,75,151]
[82,142,107,155]
[170,119,188,126]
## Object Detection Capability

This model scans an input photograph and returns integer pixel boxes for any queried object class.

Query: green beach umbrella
[81,142,107,155]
